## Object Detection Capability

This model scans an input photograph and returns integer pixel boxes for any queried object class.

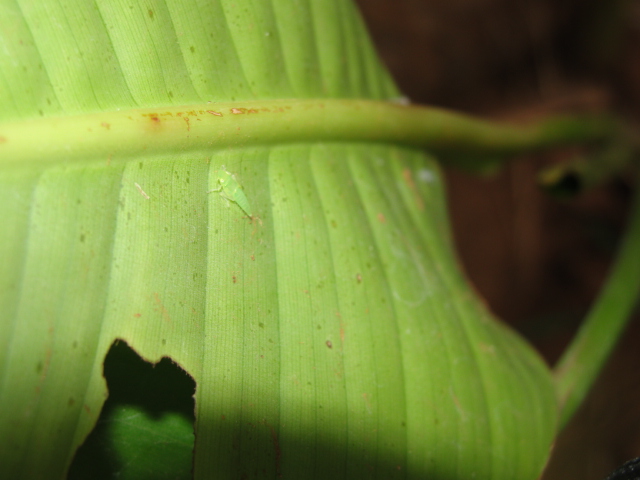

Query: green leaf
[0,1,559,479]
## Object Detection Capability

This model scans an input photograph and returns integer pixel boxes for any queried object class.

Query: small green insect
[208,166,252,217]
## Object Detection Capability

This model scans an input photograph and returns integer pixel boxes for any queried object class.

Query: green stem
[0,99,619,165]
[554,188,640,429]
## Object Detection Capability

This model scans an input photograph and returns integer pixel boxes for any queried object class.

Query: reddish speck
[83,404,91,414]
[133,313,142,318]
[266,423,281,477]
[356,273,362,284]
[402,168,425,211]
[0,136,7,143]
[232,275,237,283]
[377,213,386,223]
[207,110,223,117]
[402,169,415,187]
[326,340,333,349]
[184,117,191,131]
[153,292,172,323]
[101,122,110,130]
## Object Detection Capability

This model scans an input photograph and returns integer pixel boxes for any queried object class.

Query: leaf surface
[0,1,556,479]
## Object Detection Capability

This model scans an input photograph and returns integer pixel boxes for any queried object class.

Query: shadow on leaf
[68,340,196,480]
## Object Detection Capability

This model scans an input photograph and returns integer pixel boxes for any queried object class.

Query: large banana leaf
[0,1,557,479]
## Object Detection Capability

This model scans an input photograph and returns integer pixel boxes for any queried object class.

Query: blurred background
[354,0,640,478]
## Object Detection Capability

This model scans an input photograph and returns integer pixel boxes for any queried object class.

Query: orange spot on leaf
[153,292,172,323]
[402,168,425,211]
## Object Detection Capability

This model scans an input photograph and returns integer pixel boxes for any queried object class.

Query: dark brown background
[354,0,640,478]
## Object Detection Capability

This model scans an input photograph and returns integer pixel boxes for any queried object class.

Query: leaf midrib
[1,98,615,166]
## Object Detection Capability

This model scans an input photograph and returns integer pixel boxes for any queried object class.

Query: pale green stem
[554,188,640,429]
[0,99,619,165]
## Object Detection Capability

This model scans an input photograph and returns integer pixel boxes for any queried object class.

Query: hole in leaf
[68,340,195,480]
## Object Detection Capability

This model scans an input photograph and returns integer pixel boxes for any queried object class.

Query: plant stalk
[0,99,620,165]
[554,187,640,429]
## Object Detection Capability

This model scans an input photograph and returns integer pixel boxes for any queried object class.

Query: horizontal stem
[0,99,620,165]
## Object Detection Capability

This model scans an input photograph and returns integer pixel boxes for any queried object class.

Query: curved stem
[0,99,619,165]
[554,188,640,429]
